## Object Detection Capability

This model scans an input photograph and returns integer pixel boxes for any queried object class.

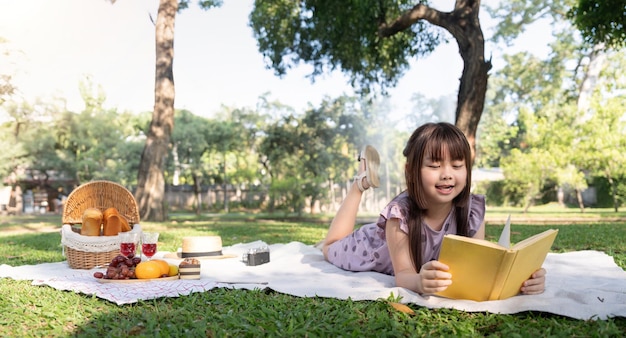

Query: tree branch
[377,4,449,37]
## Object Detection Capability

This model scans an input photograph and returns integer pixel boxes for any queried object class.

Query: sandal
[354,145,380,192]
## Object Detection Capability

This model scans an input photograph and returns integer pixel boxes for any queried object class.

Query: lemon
[168,264,179,277]
[153,259,170,276]
[135,261,162,279]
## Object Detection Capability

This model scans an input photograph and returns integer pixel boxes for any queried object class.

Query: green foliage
[481,1,626,210]
[0,78,148,187]
[591,175,626,208]
[270,176,306,214]
[501,148,556,209]
[568,0,626,48]
[178,0,223,11]
[168,109,212,184]
[487,0,576,44]
[574,85,626,210]
[474,110,516,168]
[0,100,61,180]
[474,180,507,206]
[250,0,441,94]
[64,108,144,184]
[260,96,367,213]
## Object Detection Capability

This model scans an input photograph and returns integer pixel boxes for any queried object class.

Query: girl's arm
[385,218,452,294]
[472,221,486,240]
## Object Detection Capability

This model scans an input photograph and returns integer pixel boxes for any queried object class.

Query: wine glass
[141,232,159,260]
[119,232,139,258]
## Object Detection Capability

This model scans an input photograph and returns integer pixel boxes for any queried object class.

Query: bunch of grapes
[93,254,142,280]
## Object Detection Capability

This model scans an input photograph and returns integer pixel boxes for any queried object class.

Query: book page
[497,215,511,248]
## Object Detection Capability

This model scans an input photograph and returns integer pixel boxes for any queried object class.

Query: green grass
[485,203,626,222]
[1,212,625,337]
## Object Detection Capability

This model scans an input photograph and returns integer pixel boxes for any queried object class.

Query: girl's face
[420,148,467,207]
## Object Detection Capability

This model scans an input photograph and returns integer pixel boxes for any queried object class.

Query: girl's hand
[521,268,546,295]
[419,260,452,294]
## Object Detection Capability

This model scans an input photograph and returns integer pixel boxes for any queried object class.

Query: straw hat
[164,236,236,260]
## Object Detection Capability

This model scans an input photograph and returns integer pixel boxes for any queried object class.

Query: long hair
[402,122,472,271]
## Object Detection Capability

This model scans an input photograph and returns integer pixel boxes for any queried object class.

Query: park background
[0,0,624,218]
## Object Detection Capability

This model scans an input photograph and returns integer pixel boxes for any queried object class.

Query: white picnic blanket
[1,241,625,320]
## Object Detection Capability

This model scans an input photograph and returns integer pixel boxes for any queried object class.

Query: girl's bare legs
[322,145,379,259]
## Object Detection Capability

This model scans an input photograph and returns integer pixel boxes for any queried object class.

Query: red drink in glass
[142,243,157,259]
[120,242,136,257]
[119,232,139,258]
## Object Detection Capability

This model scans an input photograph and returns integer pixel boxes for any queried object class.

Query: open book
[436,216,558,301]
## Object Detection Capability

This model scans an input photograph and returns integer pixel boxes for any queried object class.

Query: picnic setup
[1,181,625,322]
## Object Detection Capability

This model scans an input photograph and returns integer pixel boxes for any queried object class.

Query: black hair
[402,122,472,271]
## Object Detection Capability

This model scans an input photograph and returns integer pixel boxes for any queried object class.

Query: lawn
[1,211,625,337]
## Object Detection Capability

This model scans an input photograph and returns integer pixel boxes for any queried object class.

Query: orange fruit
[153,259,170,276]
[135,261,162,279]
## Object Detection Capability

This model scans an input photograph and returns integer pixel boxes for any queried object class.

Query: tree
[487,0,609,115]
[213,107,267,211]
[483,0,612,210]
[0,38,16,106]
[569,0,626,48]
[574,53,626,211]
[133,0,178,221]
[206,118,248,212]
[0,100,53,182]
[250,0,492,161]
[259,96,365,214]
[130,0,222,221]
[168,109,211,213]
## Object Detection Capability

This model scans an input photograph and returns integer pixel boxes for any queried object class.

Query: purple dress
[326,192,486,275]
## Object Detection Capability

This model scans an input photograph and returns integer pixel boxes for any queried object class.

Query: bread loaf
[102,207,118,221]
[81,208,103,236]
[119,215,131,232]
[103,207,130,235]
[103,214,122,236]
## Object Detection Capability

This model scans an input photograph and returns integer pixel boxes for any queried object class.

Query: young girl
[321,122,546,296]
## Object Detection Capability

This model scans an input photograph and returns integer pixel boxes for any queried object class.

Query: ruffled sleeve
[376,192,410,234]
[468,194,486,237]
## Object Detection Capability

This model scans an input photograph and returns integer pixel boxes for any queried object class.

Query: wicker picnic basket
[61,180,141,269]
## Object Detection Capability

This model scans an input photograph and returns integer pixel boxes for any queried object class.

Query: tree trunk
[378,0,491,164]
[444,0,491,164]
[135,0,177,222]
[575,188,585,213]
[222,151,229,212]
[192,172,202,215]
[609,175,619,212]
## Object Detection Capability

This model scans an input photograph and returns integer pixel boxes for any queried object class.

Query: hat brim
[163,251,238,260]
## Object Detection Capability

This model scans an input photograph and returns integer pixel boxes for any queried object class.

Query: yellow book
[436,216,558,301]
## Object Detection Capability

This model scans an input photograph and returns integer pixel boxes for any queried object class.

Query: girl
[321,122,546,296]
